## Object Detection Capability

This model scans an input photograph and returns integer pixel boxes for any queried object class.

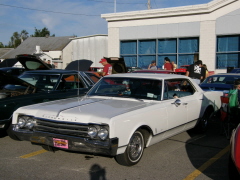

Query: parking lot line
[20,149,47,159]
[183,145,230,180]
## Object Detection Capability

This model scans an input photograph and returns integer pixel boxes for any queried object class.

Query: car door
[163,80,188,131]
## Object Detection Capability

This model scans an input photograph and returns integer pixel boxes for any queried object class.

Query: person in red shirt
[99,58,112,76]
[164,57,173,71]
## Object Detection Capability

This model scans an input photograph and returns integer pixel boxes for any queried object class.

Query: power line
[0,3,100,16]
[87,0,146,5]
[153,0,158,8]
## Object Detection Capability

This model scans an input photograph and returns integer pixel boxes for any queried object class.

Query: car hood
[16,97,154,124]
[0,58,19,68]
[200,83,233,91]
[0,70,35,88]
[0,54,51,70]
[16,54,51,71]
[65,59,93,71]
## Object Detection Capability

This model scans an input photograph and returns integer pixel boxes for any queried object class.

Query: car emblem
[209,87,215,91]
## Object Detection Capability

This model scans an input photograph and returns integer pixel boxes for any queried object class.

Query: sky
[0,0,212,46]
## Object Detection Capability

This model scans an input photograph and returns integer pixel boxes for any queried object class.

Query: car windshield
[202,75,240,85]
[4,73,60,91]
[87,77,162,100]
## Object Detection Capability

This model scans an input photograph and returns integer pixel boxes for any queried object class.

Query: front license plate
[53,138,68,149]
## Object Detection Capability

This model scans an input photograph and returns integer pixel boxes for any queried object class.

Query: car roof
[0,67,24,70]
[106,73,188,80]
[23,69,79,74]
[209,73,240,77]
[132,70,175,74]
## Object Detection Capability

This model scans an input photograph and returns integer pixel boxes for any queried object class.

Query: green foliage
[3,27,55,48]
[8,30,29,48]
[0,42,4,48]
[31,27,55,37]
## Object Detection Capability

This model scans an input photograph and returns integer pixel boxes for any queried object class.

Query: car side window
[163,79,195,100]
[57,74,85,90]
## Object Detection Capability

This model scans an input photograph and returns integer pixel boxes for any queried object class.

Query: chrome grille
[34,119,89,137]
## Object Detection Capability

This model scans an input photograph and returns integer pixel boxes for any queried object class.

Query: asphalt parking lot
[0,119,230,180]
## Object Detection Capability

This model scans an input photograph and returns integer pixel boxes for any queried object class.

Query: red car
[175,65,189,74]
[229,123,240,179]
[132,69,176,74]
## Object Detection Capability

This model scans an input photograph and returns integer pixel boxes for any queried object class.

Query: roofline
[70,34,108,40]
[101,0,237,21]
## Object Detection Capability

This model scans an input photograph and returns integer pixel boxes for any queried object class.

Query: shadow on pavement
[89,164,106,180]
[185,115,231,180]
[0,130,7,138]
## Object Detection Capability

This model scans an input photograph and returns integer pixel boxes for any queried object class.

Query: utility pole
[114,0,116,13]
[148,0,151,10]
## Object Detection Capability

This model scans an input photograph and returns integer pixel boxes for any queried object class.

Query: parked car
[229,123,240,179]
[175,65,189,75]
[11,73,222,166]
[132,69,176,74]
[84,71,101,83]
[200,73,240,91]
[0,67,25,89]
[230,68,240,73]
[0,69,95,138]
[0,56,96,138]
[127,67,142,72]
[175,65,215,76]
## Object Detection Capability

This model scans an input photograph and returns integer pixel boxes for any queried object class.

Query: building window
[120,37,199,69]
[138,40,156,68]
[216,36,240,69]
[158,39,177,69]
[120,41,137,67]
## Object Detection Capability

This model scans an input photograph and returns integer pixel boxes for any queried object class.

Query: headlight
[17,116,35,130]
[88,126,98,138]
[98,128,108,140]
[17,117,26,128]
[25,117,35,129]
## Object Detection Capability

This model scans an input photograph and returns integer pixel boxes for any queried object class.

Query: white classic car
[12,73,222,166]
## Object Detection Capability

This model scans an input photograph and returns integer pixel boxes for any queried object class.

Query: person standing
[47,60,53,68]
[99,58,112,76]
[164,57,173,71]
[148,60,159,70]
[186,60,206,85]
[202,64,209,80]
[171,61,177,72]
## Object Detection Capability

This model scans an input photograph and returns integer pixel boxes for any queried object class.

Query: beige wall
[62,41,73,69]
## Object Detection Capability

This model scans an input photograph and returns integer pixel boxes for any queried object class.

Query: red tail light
[234,126,240,172]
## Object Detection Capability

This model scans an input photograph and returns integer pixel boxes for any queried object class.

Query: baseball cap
[99,58,107,63]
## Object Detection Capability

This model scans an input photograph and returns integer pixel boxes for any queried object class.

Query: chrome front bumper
[13,126,118,156]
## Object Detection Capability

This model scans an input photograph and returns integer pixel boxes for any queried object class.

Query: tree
[0,42,4,48]
[31,27,55,37]
[8,30,29,48]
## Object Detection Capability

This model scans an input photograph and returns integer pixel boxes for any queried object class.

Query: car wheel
[195,108,213,133]
[7,124,21,141]
[115,130,145,166]
[228,155,240,180]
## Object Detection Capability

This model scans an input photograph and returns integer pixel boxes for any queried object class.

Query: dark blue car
[200,73,240,91]
[230,68,240,73]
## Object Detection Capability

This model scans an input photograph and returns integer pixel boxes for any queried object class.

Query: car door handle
[171,99,181,107]
[183,103,188,105]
